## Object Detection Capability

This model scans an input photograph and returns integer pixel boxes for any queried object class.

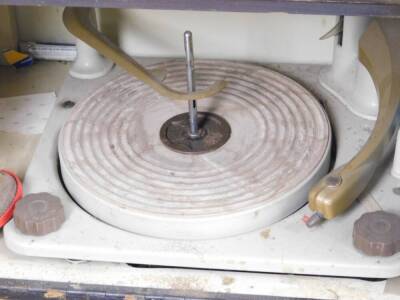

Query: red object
[0,170,23,227]
[302,215,311,224]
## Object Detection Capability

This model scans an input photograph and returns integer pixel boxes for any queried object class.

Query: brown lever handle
[308,19,400,221]
[62,7,226,101]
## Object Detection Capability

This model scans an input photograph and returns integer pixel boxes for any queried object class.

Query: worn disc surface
[59,60,331,239]
[160,112,231,154]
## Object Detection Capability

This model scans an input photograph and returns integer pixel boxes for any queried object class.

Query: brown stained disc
[160,112,231,154]
[58,60,331,239]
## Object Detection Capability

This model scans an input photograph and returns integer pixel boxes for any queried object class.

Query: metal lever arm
[63,7,226,101]
[309,19,400,220]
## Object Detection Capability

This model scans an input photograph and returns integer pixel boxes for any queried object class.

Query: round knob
[353,211,400,256]
[14,193,65,236]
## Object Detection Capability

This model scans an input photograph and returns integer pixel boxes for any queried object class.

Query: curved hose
[309,19,400,220]
[63,7,226,101]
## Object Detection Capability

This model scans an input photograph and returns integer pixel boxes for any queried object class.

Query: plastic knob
[14,193,65,236]
[353,211,400,256]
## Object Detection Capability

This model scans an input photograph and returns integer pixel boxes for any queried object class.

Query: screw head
[61,100,75,108]
[325,175,342,188]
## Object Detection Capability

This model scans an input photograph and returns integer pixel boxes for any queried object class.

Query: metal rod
[306,212,324,228]
[184,30,199,138]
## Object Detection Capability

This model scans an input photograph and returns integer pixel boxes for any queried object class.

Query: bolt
[306,212,324,228]
[325,175,342,188]
[61,100,75,108]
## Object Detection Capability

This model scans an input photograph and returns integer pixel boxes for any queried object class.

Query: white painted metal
[69,39,113,79]
[392,130,400,179]
[117,11,335,64]
[0,238,397,300]
[5,61,399,279]
[16,8,336,64]
[319,16,379,120]
[59,60,331,239]
[69,9,113,79]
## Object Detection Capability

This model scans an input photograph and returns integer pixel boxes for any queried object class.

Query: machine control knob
[353,211,400,256]
[14,193,65,236]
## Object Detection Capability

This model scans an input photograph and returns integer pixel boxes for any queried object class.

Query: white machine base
[5,61,400,279]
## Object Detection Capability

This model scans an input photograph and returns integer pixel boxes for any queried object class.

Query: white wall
[16,7,75,44]
[16,7,336,64]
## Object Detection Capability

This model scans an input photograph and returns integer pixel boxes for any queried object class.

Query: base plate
[5,62,400,278]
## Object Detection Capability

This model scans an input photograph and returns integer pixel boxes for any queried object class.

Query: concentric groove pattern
[59,60,331,239]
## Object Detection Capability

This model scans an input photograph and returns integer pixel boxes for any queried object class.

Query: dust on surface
[43,289,65,299]
[260,228,271,239]
[222,276,235,285]
[168,276,206,291]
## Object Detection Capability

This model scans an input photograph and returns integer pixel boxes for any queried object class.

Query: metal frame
[1,0,400,16]
[0,0,398,298]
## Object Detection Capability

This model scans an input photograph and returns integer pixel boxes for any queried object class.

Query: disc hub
[160,112,231,154]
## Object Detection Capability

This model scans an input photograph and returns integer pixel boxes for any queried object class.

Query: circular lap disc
[59,60,331,239]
